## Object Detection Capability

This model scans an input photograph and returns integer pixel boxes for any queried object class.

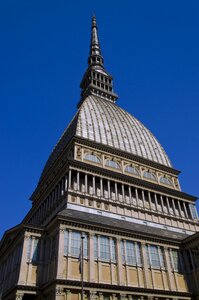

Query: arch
[125,165,140,176]
[84,153,101,164]
[159,176,173,186]
[105,159,120,169]
[143,171,157,181]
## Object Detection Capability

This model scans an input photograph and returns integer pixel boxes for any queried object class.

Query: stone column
[56,228,65,279]
[18,235,29,285]
[65,174,68,192]
[160,195,165,213]
[148,191,152,210]
[100,178,103,197]
[135,188,139,207]
[183,202,189,219]
[115,182,118,201]
[164,247,175,290]
[68,170,72,190]
[128,186,132,204]
[66,290,71,300]
[77,172,80,191]
[108,180,111,199]
[89,233,95,282]
[140,242,150,288]
[122,184,125,203]
[116,237,124,285]
[154,193,159,211]
[93,176,96,196]
[85,174,88,194]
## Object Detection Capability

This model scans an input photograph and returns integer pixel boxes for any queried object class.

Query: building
[0,16,199,300]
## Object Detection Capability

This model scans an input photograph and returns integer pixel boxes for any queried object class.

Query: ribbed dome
[39,95,172,182]
[76,96,172,166]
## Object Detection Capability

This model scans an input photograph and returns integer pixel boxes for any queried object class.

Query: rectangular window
[147,245,165,268]
[121,240,142,266]
[100,236,110,261]
[191,247,199,268]
[27,237,40,262]
[71,232,88,257]
[170,249,181,272]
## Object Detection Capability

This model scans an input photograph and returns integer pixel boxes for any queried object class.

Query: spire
[78,16,118,108]
[88,15,104,67]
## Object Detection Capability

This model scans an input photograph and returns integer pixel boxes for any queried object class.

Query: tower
[0,16,199,300]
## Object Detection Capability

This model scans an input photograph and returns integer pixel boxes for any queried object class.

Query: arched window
[160,176,173,186]
[84,153,101,164]
[143,171,157,181]
[106,159,120,169]
[125,165,140,176]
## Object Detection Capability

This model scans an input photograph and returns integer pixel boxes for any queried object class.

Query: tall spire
[78,16,118,108]
[88,15,104,67]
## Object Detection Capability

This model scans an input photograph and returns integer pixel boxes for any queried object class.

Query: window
[169,249,181,272]
[94,235,116,262]
[160,176,173,186]
[100,236,110,261]
[143,171,157,181]
[125,165,140,176]
[105,160,120,169]
[27,237,40,262]
[190,247,199,269]
[147,245,165,268]
[71,232,88,257]
[121,240,142,266]
[189,204,198,219]
[84,153,101,164]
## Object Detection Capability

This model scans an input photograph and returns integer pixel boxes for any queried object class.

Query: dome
[76,96,171,167]
[40,95,172,182]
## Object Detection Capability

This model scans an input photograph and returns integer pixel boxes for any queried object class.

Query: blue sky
[0,0,199,238]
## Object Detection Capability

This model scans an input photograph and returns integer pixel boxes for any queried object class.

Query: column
[108,180,111,199]
[67,230,72,279]
[93,176,96,196]
[65,174,68,192]
[18,235,30,285]
[100,178,103,197]
[68,170,72,190]
[77,171,80,191]
[148,191,152,210]
[135,188,139,207]
[116,237,124,285]
[177,200,183,218]
[115,182,118,201]
[122,184,125,202]
[128,186,132,204]
[164,247,175,290]
[142,190,146,208]
[85,174,88,194]
[154,193,159,211]
[140,242,150,288]
[160,195,165,213]
[89,233,95,282]
[56,228,65,279]
[183,202,189,219]
[172,199,177,217]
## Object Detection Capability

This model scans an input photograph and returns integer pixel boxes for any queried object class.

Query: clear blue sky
[0,0,199,238]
